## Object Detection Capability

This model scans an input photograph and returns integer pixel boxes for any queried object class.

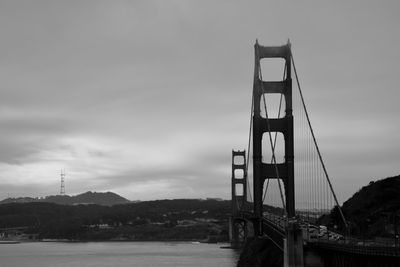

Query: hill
[0,191,130,206]
[0,199,231,241]
[321,174,400,238]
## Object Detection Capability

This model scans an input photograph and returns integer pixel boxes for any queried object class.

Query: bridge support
[230,150,250,247]
[252,41,294,225]
[284,221,304,267]
[252,41,303,266]
[230,218,248,248]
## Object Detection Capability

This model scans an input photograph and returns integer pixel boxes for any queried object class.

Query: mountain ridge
[0,191,131,206]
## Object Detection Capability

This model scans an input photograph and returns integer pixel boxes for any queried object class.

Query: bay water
[0,241,239,267]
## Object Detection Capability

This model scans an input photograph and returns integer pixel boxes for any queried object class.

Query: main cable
[246,92,254,203]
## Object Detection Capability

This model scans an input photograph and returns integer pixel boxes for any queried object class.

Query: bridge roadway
[236,210,400,254]
[254,211,400,258]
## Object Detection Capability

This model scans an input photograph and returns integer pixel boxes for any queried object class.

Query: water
[0,241,239,267]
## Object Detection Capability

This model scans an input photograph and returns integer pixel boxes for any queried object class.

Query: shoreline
[1,238,229,244]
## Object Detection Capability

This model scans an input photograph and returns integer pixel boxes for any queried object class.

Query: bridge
[230,41,400,267]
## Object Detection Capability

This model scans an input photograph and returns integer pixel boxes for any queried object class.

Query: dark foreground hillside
[0,199,230,241]
[320,174,400,238]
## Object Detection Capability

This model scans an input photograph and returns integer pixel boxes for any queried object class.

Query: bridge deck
[307,240,400,257]
[239,211,400,258]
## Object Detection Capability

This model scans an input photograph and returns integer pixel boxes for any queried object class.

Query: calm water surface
[0,241,239,267]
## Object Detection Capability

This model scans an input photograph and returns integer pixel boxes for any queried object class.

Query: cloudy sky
[0,1,399,203]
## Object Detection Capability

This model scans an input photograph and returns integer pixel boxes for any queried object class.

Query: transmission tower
[60,169,66,195]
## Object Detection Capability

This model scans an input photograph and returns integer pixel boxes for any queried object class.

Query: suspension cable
[263,178,271,202]
[291,51,348,230]
[262,62,287,203]
[246,92,254,203]
[261,90,286,211]
[260,80,286,211]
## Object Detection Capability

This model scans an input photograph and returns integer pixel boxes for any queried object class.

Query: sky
[0,1,399,203]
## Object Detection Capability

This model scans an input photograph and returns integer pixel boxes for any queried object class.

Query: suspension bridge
[230,41,400,267]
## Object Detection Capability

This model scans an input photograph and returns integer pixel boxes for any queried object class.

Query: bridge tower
[60,169,66,196]
[230,150,249,247]
[252,41,303,266]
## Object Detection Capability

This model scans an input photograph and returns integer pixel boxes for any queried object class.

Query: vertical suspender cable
[291,52,348,230]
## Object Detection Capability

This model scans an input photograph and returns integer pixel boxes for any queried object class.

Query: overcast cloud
[0,1,399,203]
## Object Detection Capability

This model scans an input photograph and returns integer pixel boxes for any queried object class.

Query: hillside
[321,174,400,238]
[0,191,130,206]
[0,199,230,241]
